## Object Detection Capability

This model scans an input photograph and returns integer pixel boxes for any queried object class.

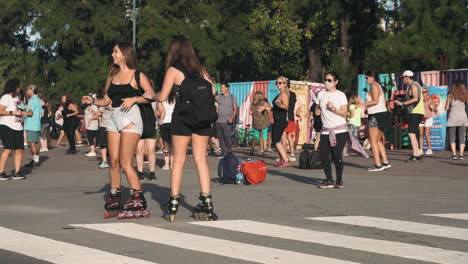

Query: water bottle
[235,164,244,185]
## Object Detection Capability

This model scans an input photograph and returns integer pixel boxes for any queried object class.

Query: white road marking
[308,216,468,241]
[423,214,468,221]
[73,223,359,264]
[0,226,156,264]
[190,220,468,264]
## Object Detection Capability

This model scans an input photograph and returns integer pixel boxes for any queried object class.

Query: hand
[157,119,164,126]
[228,118,233,124]
[21,111,28,117]
[120,97,137,111]
[257,106,265,112]
[66,114,71,118]
[327,102,335,109]
[394,100,402,106]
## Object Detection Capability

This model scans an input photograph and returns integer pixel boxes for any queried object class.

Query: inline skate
[163,194,180,223]
[104,188,122,219]
[193,193,218,221]
[117,189,150,219]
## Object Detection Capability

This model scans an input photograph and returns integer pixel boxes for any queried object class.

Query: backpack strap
[173,65,188,78]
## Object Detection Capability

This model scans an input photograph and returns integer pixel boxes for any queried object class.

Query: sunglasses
[325,79,334,83]
[423,91,428,93]
[365,76,372,80]
[276,81,284,85]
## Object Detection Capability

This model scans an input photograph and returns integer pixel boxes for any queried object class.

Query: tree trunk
[338,17,350,68]
[308,48,322,82]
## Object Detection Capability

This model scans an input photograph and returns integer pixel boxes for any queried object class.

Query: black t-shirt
[41,106,50,124]
[287,92,297,121]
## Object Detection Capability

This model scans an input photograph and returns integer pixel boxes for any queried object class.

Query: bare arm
[276,91,289,110]
[330,104,349,119]
[348,108,355,119]
[156,67,178,103]
[157,103,165,125]
[445,95,451,111]
[66,104,79,117]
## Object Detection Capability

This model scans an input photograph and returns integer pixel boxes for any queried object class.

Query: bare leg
[119,131,142,190]
[408,133,420,157]
[100,148,108,163]
[369,127,382,166]
[376,131,389,164]
[57,130,65,145]
[0,149,12,173]
[145,139,156,172]
[75,130,82,143]
[135,139,145,173]
[425,127,432,149]
[287,132,295,158]
[14,149,23,173]
[192,134,211,193]
[107,132,122,188]
[276,140,289,161]
[419,126,424,150]
[314,132,321,151]
[170,135,191,195]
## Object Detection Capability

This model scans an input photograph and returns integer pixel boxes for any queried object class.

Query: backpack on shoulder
[241,159,267,184]
[175,66,218,128]
[217,153,239,184]
[135,71,157,139]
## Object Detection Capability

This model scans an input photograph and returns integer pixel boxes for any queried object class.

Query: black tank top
[287,91,297,121]
[107,73,140,107]
[62,103,78,124]
[272,94,287,122]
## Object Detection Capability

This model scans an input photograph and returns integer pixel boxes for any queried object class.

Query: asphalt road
[0,143,467,264]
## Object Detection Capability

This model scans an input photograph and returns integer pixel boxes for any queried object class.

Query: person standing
[153,35,218,222]
[316,72,349,189]
[395,70,425,162]
[216,82,237,157]
[61,94,80,154]
[444,80,468,160]
[0,79,28,180]
[54,104,66,147]
[347,94,362,140]
[419,88,438,155]
[272,76,291,167]
[283,90,298,161]
[82,96,100,157]
[39,98,51,152]
[84,42,155,219]
[160,90,176,170]
[97,103,111,168]
[24,85,43,168]
[360,70,391,171]
[249,91,271,155]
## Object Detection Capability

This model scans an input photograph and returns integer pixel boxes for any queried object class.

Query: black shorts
[408,114,423,134]
[56,124,64,131]
[86,130,99,146]
[368,112,391,132]
[0,125,24,150]
[160,123,172,144]
[209,123,217,138]
[272,119,288,145]
[98,127,107,148]
[170,117,210,137]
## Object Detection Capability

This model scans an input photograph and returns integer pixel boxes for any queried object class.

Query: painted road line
[308,216,468,241]
[423,214,468,221]
[190,220,468,264]
[0,226,156,264]
[73,223,359,264]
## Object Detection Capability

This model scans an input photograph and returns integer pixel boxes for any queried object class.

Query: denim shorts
[106,105,143,135]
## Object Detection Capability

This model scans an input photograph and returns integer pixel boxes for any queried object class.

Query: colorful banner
[289,81,311,147]
[423,86,448,151]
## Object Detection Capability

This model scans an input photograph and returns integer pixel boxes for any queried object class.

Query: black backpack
[217,153,239,184]
[299,149,322,169]
[175,66,218,128]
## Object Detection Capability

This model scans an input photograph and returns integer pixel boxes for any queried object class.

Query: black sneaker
[137,171,145,181]
[406,156,417,162]
[458,155,464,160]
[0,172,11,181]
[381,162,392,170]
[415,156,423,162]
[11,172,26,180]
[65,150,77,154]
[368,165,384,172]
[334,180,344,189]
[317,180,334,189]
[449,155,458,160]
[24,160,40,168]
[148,172,157,181]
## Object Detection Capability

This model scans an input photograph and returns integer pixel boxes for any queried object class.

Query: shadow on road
[268,169,323,185]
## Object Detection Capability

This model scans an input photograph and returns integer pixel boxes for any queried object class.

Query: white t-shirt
[55,110,64,126]
[0,94,23,131]
[84,105,99,131]
[316,90,348,135]
[162,100,175,124]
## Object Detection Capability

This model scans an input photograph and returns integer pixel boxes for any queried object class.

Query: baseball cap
[26,84,37,90]
[400,70,414,77]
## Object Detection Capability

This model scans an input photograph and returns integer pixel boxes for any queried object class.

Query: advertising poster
[289,81,311,147]
[423,86,448,151]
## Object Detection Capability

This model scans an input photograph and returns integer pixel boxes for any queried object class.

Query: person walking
[153,35,218,222]
[316,72,349,189]
[395,70,425,162]
[61,94,80,154]
[84,42,155,219]
[0,79,28,180]
[24,85,43,168]
[445,80,468,160]
[82,96,100,157]
[216,82,237,158]
[419,88,438,155]
[272,76,291,167]
[347,94,362,140]
[39,98,51,152]
[97,102,111,168]
[359,70,391,171]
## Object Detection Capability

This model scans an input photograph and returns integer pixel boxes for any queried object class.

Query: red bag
[241,160,267,184]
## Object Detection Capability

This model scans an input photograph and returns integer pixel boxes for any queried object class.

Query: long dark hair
[63,93,74,105]
[165,35,204,78]
[364,69,380,83]
[450,80,468,103]
[107,42,139,83]
[3,78,20,95]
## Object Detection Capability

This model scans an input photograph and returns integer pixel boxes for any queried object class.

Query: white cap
[400,70,414,77]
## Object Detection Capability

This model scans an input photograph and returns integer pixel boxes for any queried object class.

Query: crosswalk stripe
[422,213,468,221]
[73,223,360,264]
[307,216,468,241]
[190,220,468,264]
[0,226,156,264]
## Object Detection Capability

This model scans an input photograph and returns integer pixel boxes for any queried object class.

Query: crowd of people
[1,35,467,221]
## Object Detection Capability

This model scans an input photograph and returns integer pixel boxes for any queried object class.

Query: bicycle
[231,121,255,148]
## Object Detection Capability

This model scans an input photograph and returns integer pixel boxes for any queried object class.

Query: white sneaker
[288,155,296,161]
[162,165,170,170]
[39,148,46,153]
[419,149,423,155]
[85,152,97,157]
[425,149,433,155]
